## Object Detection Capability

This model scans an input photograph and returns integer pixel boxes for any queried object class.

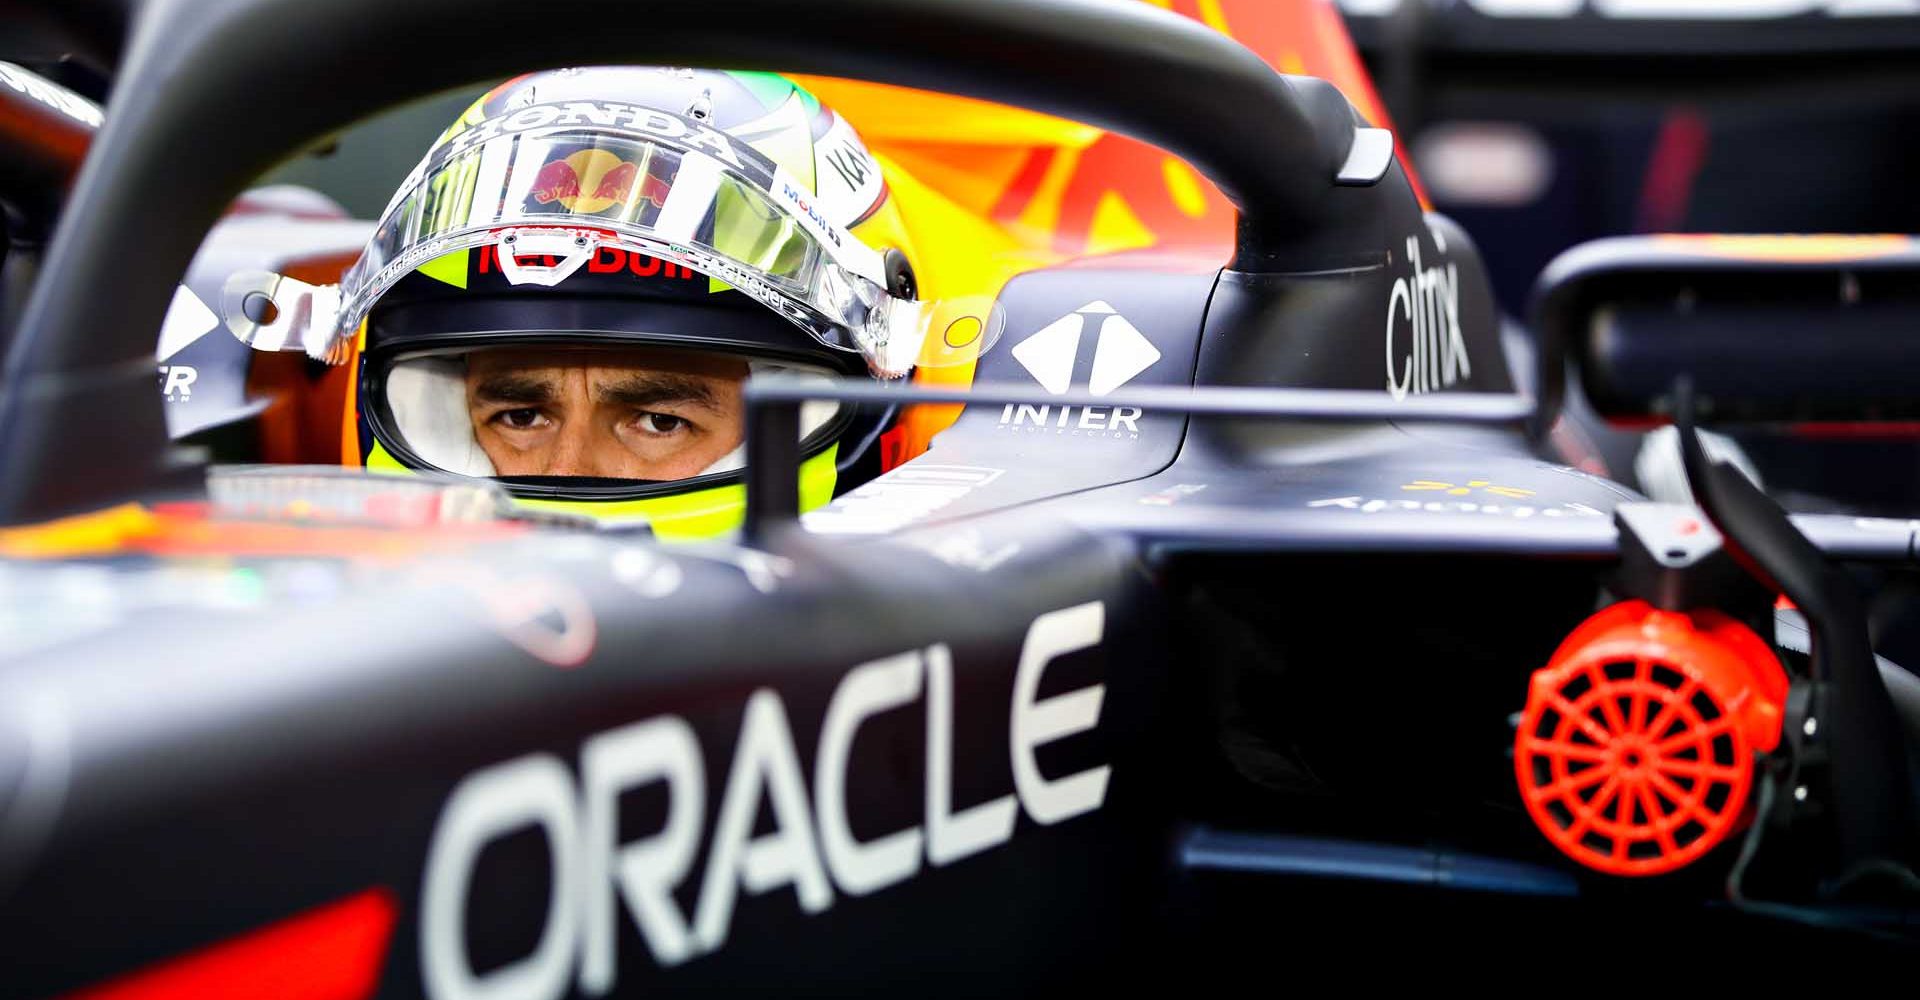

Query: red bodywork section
[63,890,398,1000]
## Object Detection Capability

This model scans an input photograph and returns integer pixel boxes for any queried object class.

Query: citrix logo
[999,300,1161,439]
[1385,234,1472,400]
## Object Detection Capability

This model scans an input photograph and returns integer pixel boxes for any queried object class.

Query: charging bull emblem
[528,149,671,214]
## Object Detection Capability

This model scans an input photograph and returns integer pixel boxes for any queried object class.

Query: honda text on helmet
[225,67,999,539]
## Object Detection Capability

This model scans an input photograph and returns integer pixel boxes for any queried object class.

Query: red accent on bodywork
[878,425,910,473]
[133,516,526,560]
[1789,422,1920,439]
[1049,246,1235,275]
[989,146,1057,227]
[987,0,1422,257]
[63,889,397,1000]
[1547,414,1612,479]
[0,70,92,175]
[1636,108,1709,233]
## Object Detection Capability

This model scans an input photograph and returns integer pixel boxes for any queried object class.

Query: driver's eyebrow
[596,373,723,413]
[472,371,557,405]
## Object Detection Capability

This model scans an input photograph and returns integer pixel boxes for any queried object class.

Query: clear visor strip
[653,152,726,245]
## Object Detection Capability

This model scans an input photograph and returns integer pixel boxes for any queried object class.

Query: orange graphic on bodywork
[796,0,1412,465]
[797,0,1409,268]
[1656,233,1915,263]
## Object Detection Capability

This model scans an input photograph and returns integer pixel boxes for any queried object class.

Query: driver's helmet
[324,67,958,539]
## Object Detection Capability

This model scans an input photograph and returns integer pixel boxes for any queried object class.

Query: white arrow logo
[1010,300,1161,396]
[156,284,220,362]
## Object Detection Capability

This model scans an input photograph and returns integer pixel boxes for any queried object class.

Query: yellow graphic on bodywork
[0,503,157,558]
[1403,479,1537,500]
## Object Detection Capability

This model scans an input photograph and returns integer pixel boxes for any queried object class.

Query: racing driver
[273,67,964,538]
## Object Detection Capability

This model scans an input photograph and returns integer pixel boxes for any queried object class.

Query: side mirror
[1531,234,1920,427]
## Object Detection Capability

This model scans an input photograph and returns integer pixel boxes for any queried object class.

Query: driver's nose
[540,421,616,478]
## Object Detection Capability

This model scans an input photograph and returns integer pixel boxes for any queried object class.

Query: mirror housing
[1532,234,1920,428]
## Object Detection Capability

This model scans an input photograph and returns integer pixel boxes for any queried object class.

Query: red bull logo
[527,149,670,214]
[475,243,700,280]
[528,159,582,205]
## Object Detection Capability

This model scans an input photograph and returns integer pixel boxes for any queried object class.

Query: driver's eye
[497,408,543,429]
[640,412,687,434]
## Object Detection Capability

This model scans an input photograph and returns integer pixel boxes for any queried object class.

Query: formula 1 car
[2,0,1919,996]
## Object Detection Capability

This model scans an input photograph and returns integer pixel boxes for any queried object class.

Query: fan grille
[1514,602,1785,877]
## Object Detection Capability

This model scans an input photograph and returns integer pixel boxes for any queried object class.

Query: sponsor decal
[527,150,671,214]
[771,165,888,286]
[420,602,1109,1000]
[438,102,744,170]
[475,243,700,280]
[1401,478,1535,499]
[805,465,1005,536]
[157,285,219,362]
[813,111,887,228]
[1307,495,1604,518]
[996,402,1143,440]
[776,177,844,251]
[1385,235,1471,400]
[157,366,198,401]
[0,61,102,127]
[822,139,872,196]
[999,300,1159,440]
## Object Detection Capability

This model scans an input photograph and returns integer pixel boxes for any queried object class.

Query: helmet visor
[305,106,999,375]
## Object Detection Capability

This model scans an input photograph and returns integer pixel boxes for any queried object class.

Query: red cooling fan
[1515,600,1789,877]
